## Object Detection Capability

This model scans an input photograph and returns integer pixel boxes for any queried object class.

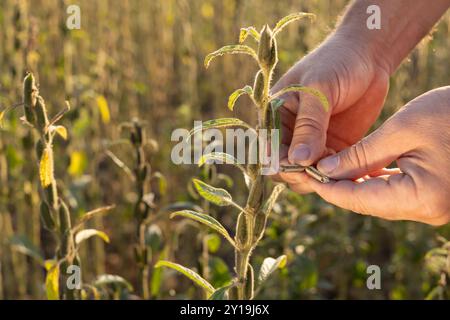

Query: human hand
[299,87,450,226]
[273,34,390,192]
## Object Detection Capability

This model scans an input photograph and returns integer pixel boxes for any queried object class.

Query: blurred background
[0,0,449,299]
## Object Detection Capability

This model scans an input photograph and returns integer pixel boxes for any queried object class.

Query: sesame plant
[425,236,450,300]
[156,13,329,300]
[106,119,167,299]
[8,73,114,299]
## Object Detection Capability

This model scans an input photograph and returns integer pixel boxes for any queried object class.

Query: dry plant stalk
[107,119,165,299]
[155,13,329,300]
[20,73,112,300]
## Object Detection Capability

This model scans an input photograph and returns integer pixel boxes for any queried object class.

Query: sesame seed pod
[247,175,264,212]
[45,182,58,209]
[58,200,72,255]
[244,264,254,300]
[253,212,267,243]
[253,70,264,105]
[235,212,249,248]
[35,96,49,131]
[23,73,37,124]
[40,201,55,230]
[257,25,274,70]
[268,37,278,70]
[35,139,44,159]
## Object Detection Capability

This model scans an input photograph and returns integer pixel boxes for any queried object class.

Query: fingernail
[289,144,311,163]
[318,155,339,174]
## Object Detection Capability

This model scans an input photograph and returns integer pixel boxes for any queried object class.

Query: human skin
[273,0,450,224]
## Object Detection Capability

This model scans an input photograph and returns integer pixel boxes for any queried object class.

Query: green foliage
[155,261,215,296]
[170,210,235,246]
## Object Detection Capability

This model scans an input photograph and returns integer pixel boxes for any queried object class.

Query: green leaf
[206,233,221,253]
[258,255,287,284]
[209,285,232,300]
[10,235,44,265]
[188,118,253,140]
[160,201,203,213]
[228,85,253,111]
[271,85,329,112]
[155,260,215,296]
[45,261,60,300]
[239,27,261,43]
[170,210,235,246]
[199,152,246,175]
[151,250,166,297]
[152,171,167,195]
[93,274,133,291]
[39,147,54,188]
[217,173,234,189]
[75,229,110,245]
[204,45,258,68]
[273,12,316,36]
[192,179,233,207]
[261,184,286,216]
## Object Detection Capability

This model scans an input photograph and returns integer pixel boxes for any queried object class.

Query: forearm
[334,0,450,74]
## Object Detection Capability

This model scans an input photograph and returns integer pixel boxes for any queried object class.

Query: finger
[288,92,331,166]
[316,118,414,180]
[307,173,441,224]
[368,168,402,177]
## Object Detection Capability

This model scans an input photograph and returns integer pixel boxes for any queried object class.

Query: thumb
[288,93,330,166]
[316,119,412,180]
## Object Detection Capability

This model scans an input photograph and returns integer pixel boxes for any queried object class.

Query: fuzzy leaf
[273,12,316,35]
[160,201,203,213]
[204,45,258,68]
[10,235,44,265]
[199,152,247,176]
[170,210,235,246]
[45,261,60,300]
[155,260,215,296]
[93,274,133,291]
[39,147,54,187]
[188,118,253,140]
[192,179,232,206]
[261,184,286,216]
[258,255,287,284]
[271,85,329,111]
[209,285,231,300]
[49,125,68,140]
[228,85,253,111]
[77,205,115,226]
[75,229,110,245]
[239,27,261,43]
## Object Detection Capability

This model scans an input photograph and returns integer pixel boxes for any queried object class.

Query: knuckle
[294,115,324,136]
[344,140,370,172]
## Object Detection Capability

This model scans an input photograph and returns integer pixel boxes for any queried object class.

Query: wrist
[332,27,392,75]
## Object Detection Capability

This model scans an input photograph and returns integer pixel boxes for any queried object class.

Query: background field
[0,0,449,299]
